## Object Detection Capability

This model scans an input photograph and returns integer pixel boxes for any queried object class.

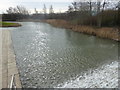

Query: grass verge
[0,21,21,27]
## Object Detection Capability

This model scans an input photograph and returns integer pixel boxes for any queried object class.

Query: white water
[57,61,118,88]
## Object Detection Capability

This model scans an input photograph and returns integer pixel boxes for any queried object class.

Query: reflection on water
[11,22,118,88]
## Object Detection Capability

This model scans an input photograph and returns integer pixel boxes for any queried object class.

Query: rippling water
[11,22,118,88]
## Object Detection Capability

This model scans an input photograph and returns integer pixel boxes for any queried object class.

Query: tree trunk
[97,15,102,27]
[117,1,120,26]
[97,1,101,27]
[89,1,92,26]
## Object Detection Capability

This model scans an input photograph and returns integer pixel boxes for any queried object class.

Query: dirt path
[0,30,21,89]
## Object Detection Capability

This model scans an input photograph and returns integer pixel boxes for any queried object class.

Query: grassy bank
[44,19,120,41]
[0,22,21,27]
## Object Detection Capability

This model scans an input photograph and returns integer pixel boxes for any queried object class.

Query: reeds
[44,19,120,41]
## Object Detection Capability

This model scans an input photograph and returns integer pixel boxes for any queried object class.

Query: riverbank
[0,22,21,27]
[0,30,21,89]
[44,19,120,41]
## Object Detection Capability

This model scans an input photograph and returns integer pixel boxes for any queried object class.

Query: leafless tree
[34,8,38,14]
[6,7,14,14]
[68,5,74,13]
[43,4,47,15]
[49,5,54,14]
[16,6,29,14]
[78,1,89,11]
[96,0,109,27]
[87,0,92,16]
[6,6,29,15]
[96,0,101,27]
[116,1,120,26]
[72,1,79,11]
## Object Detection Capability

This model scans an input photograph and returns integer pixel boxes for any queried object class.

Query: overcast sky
[0,0,73,14]
[0,0,119,14]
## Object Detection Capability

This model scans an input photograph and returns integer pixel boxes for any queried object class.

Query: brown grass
[44,19,120,41]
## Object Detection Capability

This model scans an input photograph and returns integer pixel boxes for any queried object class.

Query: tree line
[66,0,120,27]
[2,0,120,27]
[2,4,55,21]
[2,6,29,21]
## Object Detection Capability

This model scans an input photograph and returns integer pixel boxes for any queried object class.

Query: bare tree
[96,0,102,27]
[49,5,54,14]
[72,1,78,11]
[96,0,108,27]
[16,6,29,14]
[87,0,92,16]
[67,0,118,26]
[6,6,29,15]
[6,7,14,14]
[43,4,47,15]
[68,5,74,13]
[34,8,38,14]
[116,1,120,26]
[78,1,89,11]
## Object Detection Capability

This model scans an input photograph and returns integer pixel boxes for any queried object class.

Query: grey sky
[0,0,73,14]
[0,0,119,14]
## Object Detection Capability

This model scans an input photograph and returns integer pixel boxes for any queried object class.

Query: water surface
[11,22,118,88]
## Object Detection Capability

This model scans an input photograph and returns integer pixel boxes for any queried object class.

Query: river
[11,22,118,88]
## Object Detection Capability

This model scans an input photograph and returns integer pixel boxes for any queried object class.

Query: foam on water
[57,61,118,88]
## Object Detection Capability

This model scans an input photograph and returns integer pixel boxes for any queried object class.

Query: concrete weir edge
[0,30,22,89]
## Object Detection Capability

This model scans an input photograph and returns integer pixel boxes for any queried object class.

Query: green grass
[0,21,21,27]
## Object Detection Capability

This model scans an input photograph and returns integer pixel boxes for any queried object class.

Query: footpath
[0,30,21,89]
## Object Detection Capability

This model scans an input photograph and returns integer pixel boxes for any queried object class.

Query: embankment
[0,30,21,89]
[44,19,120,41]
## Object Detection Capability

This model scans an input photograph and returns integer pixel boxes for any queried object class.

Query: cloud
[1,0,73,3]
[0,0,71,13]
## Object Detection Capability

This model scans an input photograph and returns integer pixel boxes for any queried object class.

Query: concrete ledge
[0,30,2,89]
[0,30,22,89]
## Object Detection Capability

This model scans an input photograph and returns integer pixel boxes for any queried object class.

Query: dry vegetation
[44,19,120,41]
